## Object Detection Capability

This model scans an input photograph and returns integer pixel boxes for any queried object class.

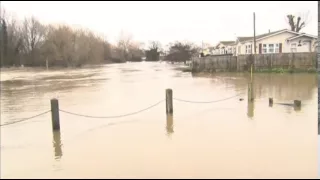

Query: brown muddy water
[0,62,317,178]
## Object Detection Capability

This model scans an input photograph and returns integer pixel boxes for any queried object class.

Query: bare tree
[146,41,162,61]
[0,10,25,67]
[116,31,133,62]
[0,7,140,67]
[43,26,107,67]
[42,25,76,66]
[286,11,310,32]
[128,41,144,62]
[21,16,46,65]
[148,41,161,51]
[5,15,23,66]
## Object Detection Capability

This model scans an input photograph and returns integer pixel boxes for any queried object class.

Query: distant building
[213,41,235,55]
[233,29,317,56]
[211,29,317,56]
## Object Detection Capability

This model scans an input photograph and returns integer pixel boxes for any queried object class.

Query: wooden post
[166,114,174,136]
[250,64,253,80]
[52,130,63,159]
[252,12,256,79]
[247,83,254,118]
[247,83,254,102]
[46,58,49,70]
[269,98,273,107]
[166,89,173,114]
[51,98,60,131]
[294,100,301,107]
[293,100,301,111]
[253,12,256,55]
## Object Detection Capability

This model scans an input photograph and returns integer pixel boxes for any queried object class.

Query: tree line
[0,11,199,68]
[0,12,150,68]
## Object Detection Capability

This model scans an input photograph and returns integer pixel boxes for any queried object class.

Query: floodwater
[0,62,317,178]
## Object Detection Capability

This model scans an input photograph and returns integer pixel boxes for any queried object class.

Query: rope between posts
[59,99,165,119]
[0,110,51,127]
[173,92,245,104]
[0,89,248,125]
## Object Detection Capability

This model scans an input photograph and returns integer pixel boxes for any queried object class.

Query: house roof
[238,29,301,43]
[237,37,252,43]
[286,33,317,41]
[254,29,290,40]
[215,41,235,48]
[220,41,235,46]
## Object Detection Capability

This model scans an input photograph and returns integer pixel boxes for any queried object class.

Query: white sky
[1,1,318,47]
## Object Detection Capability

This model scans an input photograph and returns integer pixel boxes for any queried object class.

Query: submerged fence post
[166,89,173,114]
[293,100,301,111]
[247,82,254,118]
[51,98,60,131]
[52,130,63,159]
[247,83,254,102]
[166,114,174,136]
[269,98,273,107]
[46,58,49,70]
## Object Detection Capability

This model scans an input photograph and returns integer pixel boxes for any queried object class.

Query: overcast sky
[1,1,317,47]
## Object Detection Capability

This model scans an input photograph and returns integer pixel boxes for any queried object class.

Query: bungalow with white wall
[213,41,235,55]
[234,29,317,56]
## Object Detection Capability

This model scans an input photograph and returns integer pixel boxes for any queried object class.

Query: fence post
[269,98,273,107]
[52,130,63,159]
[248,83,254,102]
[293,100,301,111]
[51,98,60,131]
[166,89,173,114]
[166,114,174,136]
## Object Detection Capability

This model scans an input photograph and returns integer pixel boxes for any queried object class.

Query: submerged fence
[0,87,302,129]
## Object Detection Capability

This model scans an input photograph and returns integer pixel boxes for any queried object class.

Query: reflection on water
[166,115,174,136]
[247,99,255,119]
[52,131,63,160]
[0,63,317,178]
[247,82,255,119]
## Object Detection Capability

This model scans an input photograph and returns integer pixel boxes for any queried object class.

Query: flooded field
[0,62,318,178]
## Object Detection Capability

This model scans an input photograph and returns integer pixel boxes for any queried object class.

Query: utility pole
[0,1,3,67]
[253,12,256,54]
[251,12,256,81]
[201,40,203,52]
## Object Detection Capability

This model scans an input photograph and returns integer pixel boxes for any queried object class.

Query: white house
[213,41,235,55]
[233,29,317,56]
[234,37,254,56]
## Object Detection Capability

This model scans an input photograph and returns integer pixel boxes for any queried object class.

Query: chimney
[268,29,270,33]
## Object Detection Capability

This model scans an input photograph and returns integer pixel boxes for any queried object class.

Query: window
[245,44,252,54]
[275,44,279,53]
[238,46,241,54]
[291,43,297,52]
[262,44,267,54]
[268,44,274,53]
[262,43,280,54]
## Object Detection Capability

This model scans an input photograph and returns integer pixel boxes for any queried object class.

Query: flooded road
[0,62,317,178]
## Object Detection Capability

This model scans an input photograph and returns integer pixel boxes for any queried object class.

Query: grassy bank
[254,67,317,73]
